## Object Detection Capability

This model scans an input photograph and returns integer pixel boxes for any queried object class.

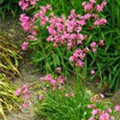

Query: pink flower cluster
[88,93,120,120]
[20,13,38,44]
[94,18,107,26]
[69,49,87,67]
[19,0,38,10]
[82,0,106,13]
[19,0,107,67]
[40,74,65,87]
[15,85,30,109]
[21,42,29,51]
[38,74,65,100]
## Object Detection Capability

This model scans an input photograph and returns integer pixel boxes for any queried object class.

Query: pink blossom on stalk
[28,35,36,40]
[19,0,38,10]
[21,85,28,90]
[69,56,74,63]
[90,0,96,3]
[90,70,95,75]
[92,14,98,19]
[114,105,120,111]
[99,39,105,46]
[101,0,107,8]
[90,42,97,48]
[89,116,95,120]
[82,2,87,7]
[105,108,112,113]
[56,67,62,72]
[83,13,91,20]
[99,93,105,99]
[39,94,45,100]
[58,86,63,90]
[14,88,21,96]
[88,104,95,109]
[83,3,94,12]
[90,96,95,102]
[23,93,30,99]
[84,46,90,52]
[19,1,28,10]
[78,20,86,26]
[92,47,97,53]
[69,93,74,97]
[99,112,110,120]
[39,76,45,81]
[49,79,56,86]
[21,103,28,109]
[58,75,65,84]
[110,116,115,120]
[96,5,103,12]
[92,109,101,115]
[45,74,52,81]
[30,0,38,6]
[94,18,107,26]
[21,42,29,51]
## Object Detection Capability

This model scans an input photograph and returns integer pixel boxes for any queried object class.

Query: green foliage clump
[0,39,22,78]
[0,0,20,19]
[89,0,120,91]
[35,82,117,120]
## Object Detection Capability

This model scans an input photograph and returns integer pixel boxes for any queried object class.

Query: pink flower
[78,20,86,26]
[92,14,98,19]
[39,76,45,81]
[45,74,52,81]
[19,1,28,10]
[58,75,65,84]
[99,112,110,120]
[84,46,90,52]
[99,39,105,46]
[58,86,63,90]
[90,70,95,75]
[21,103,28,109]
[56,67,62,72]
[23,93,30,99]
[39,94,45,100]
[83,13,91,20]
[94,18,107,26]
[92,47,97,53]
[14,88,21,96]
[21,42,29,51]
[105,108,112,113]
[90,42,97,48]
[50,79,56,86]
[114,105,120,111]
[99,93,105,99]
[82,2,87,6]
[88,104,95,109]
[92,109,101,115]
[69,93,74,97]
[69,56,74,62]
[96,5,103,12]
[30,0,38,6]
[89,116,95,120]
[90,0,95,3]
[83,3,94,12]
